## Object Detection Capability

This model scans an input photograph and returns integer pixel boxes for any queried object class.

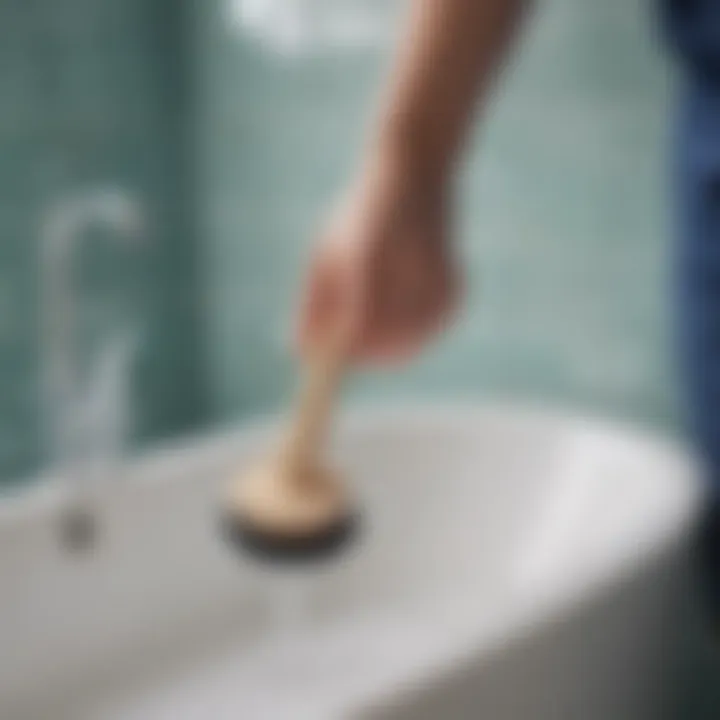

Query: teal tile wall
[193,0,678,429]
[0,0,203,484]
[0,0,678,483]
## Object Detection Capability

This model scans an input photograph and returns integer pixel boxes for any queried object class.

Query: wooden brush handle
[282,338,347,479]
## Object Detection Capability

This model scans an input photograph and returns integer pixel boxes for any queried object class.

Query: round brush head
[221,459,359,564]
[221,509,359,564]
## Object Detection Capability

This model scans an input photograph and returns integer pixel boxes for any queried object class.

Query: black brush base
[220,510,360,565]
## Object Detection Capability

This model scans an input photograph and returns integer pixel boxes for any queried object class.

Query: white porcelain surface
[0,403,703,719]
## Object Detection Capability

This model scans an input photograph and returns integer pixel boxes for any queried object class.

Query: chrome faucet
[40,187,144,549]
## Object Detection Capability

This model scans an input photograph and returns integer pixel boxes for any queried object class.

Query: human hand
[297,156,461,364]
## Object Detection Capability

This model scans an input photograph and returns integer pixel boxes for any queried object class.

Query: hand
[296,157,461,365]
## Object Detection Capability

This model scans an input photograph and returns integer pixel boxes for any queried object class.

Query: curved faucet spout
[41,186,144,468]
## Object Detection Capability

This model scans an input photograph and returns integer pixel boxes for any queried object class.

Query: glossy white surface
[0,403,702,719]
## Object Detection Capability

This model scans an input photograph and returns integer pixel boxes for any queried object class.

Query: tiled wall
[0,0,203,484]
[0,0,677,483]
[194,0,678,428]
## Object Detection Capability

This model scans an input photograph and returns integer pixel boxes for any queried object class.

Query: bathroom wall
[0,0,203,484]
[0,0,677,483]
[193,0,677,428]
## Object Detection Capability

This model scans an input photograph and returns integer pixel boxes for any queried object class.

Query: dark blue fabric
[662,0,720,84]
[676,78,720,495]
[663,0,720,493]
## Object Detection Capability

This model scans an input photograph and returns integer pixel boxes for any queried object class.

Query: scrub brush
[222,337,358,563]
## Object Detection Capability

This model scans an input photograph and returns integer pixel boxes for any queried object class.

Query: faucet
[40,187,144,549]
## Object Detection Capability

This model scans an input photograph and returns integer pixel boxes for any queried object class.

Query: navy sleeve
[660,0,720,81]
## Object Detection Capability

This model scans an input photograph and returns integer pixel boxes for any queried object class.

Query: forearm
[367,0,530,185]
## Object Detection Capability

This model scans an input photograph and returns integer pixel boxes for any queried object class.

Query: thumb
[333,239,372,360]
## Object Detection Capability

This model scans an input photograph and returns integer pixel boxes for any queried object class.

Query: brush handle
[282,338,346,480]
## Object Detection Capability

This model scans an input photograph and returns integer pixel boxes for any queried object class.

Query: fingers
[296,237,369,358]
[361,304,455,365]
[297,252,339,355]
[297,244,460,366]
[296,203,460,366]
[355,268,459,365]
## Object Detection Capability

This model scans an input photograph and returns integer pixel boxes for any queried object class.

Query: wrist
[360,131,452,203]
[371,95,466,185]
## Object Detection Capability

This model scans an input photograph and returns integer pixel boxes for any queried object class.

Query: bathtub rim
[0,398,703,535]
[0,399,705,719]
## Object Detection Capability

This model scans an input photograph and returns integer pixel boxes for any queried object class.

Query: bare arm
[300,0,531,362]
[369,0,530,184]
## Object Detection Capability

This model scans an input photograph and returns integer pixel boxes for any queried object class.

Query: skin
[297,0,530,364]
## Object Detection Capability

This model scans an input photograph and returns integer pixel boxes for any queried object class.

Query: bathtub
[0,402,703,719]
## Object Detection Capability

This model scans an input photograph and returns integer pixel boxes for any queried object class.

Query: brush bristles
[220,510,359,564]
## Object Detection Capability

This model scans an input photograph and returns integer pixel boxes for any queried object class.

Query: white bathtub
[0,403,703,719]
